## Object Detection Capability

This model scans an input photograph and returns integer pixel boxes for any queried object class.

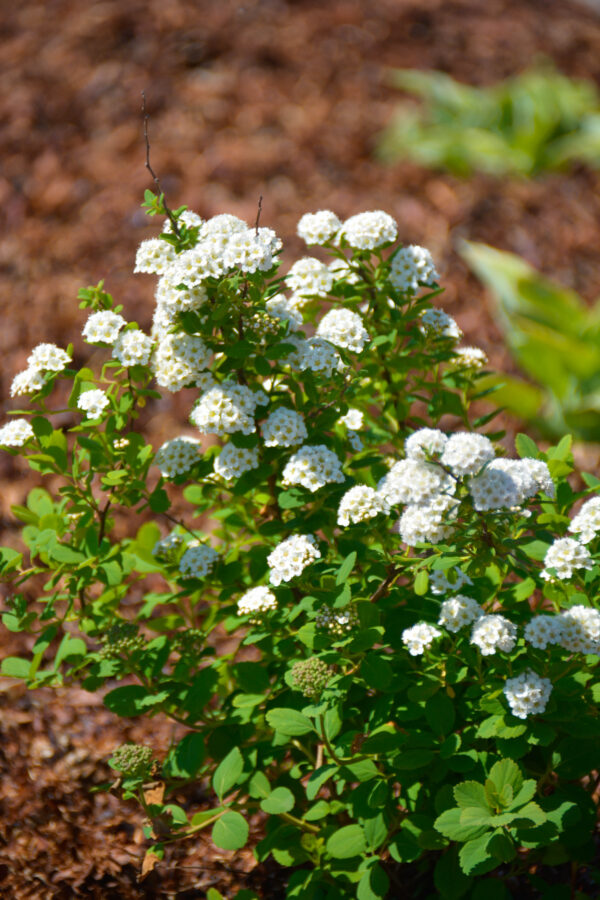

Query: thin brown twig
[141,91,180,237]
[254,194,263,234]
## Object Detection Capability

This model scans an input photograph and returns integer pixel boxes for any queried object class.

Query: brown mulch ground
[3,0,600,895]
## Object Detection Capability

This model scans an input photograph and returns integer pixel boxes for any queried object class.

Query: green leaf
[335,551,357,585]
[515,433,539,459]
[357,862,390,900]
[458,834,497,876]
[248,772,271,800]
[212,746,244,800]
[425,691,455,736]
[488,759,523,795]
[211,811,249,851]
[326,824,366,859]
[266,708,314,736]
[148,487,170,513]
[434,808,489,843]
[453,781,490,811]
[261,787,295,815]
[103,685,154,717]
[1,656,31,678]
[414,570,429,596]
[511,801,546,827]
[434,847,473,899]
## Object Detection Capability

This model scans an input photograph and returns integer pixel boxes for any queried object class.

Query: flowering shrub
[1,192,600,898]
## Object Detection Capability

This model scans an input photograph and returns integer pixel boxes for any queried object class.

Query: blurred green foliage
[378,63,600,176]
[461,240,600,442]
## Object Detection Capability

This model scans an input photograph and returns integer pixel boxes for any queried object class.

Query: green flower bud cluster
[315,605,359,637]
[110,742,153,778]
[248,311,281,340]
[173,628,204,656]
[291,657,332,698]
[99,623,145,658]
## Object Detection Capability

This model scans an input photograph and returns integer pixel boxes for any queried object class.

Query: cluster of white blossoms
[190,383,267,436]
[152,531,185,561]
[524,615,565,649]
[0,419,35,447]
[82,310,127,344]
[402,622,442,656]
[297,211,342,246]
[282,444,345,492]
[559,605,600,654]
[155,274,208,318]
[286,336,344,376]
[398,494,458,545]
[179,542,220,579]
[316,308,369,353]
[10,367,45,397]
[134,238,177,275]
[441,432,495,477]
[404,428,447,461]
[338,408,364,431]
[338,211,397,250]
[267,534,321,586]
[503,670,553,719]
[237,586,278,619]
[214,443,259,481]
[452,346,488,370]
[329,257,360,285]
[112,330,154,367]
[262,407,307,448]
[315,605,359,636]
[154,436,201,478]
[469,459,543,512]
[568,496,600,544]
[541,537,593,581]
[429,567,473,595]
[264,294,304,331]
[77,389,109,419]
[419,308,462,341]
[285,258,334,298]
[437,595,483,632]
[337,485,389,527]
[470,614,517,655]
[389,245,439,293]
[378,458,455,506]
[154,333,211,392]
[28,343,72,374]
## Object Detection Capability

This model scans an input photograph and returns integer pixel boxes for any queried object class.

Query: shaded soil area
[2,0,600,895]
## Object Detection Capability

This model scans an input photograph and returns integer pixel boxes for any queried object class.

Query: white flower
[541,537,593,581]
[429,567,472,595]
[419,308,462,341]
[469,461,522,511]
[77,389,109,419]
[503,670,552,719]
[338,408,364,431]
[155,436,201,478]
[452,346,488,370]
[470,615,517,655]
[10,367,45,397]
[441,432,495,477]
[282,444,345,492]
[519,458,555,499]
[397,495,458,545]
[134,238,178,275]
[265,294,303,331]
[163,210,204,233]
[214,443,260,480]
[113,330,154,367]
[222,228,279,273]
[337,485,389,526]
[237,586,278,619]
[191,383,265,436]
[377,459,455,506]
[339,211,397,250]
[524,615,564,650]
[558,605,600,654]
[27,343,71,373]
[286,336,344,376]
[390,245,438,292]
[267,534,321,586]
[569,496,600,544]
[0,419,35,447]
[199,214,249,238]
[316,308,369,353]
[262,408,307,448]
[179,542,220,578]
[405,428,448,461]
[402,622,441,656]
[155,274,208,313]
[82,311,127,344]
[297,211,342,245]
[286,258,333,298]
[438,595,483,632]
[154,332,211,392]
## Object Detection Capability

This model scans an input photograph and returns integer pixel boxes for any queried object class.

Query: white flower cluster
[542,537,593,581]
[503,670,552,719]
[337,485,389,526]
[262,408,307,447]
[438,595,483,632]
[222,227,281,274]
[569,496,600,544]
[524,615,565,649]
[316,308,369,353]
[134,238,177,275]
[339,211,397,250]
[190,383,267,436]
[402,622,442,656]
[470,614,517,655]
[469,459,543,512]
[214,443,259,480]
[237,586,278,619]
[452,347,488,370]
[154,333,211,392]
[267,534,321,586]
[28,343,72,373]
[286,336,343,376]
[559,605,600,654]
[10,368,45,397]
[297,211,342,245]
[77,389,109,419]
[378,459,455,506]
[282,444,345,492]
[429,567,472,595]
[113,330,154,367]
[441,432,495,477]
[82,310,127,344]
[390,245,439,292]
[419,308,462,341]
[286,258,333,298]
[155,273,208,317]
[405,428,447,461]
[398,495,458,545]
[264,294,303,331]
[315,605,359,636]
[179,542,220,579]
[0,419,34,447]
[339,408,364,431]
[154,436,201,478]
[152,532,185,560]
[329,258,360,285]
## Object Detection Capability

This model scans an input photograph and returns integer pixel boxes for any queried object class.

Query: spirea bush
[1,191,600,899]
